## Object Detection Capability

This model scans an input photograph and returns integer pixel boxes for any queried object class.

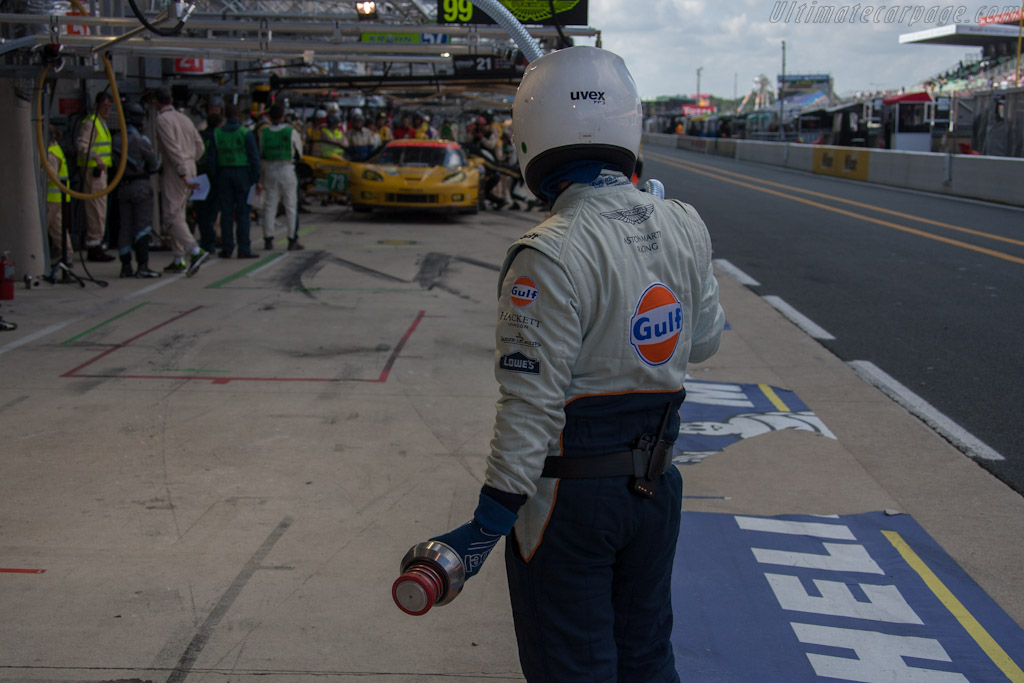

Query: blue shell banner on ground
[675,380,836,465]
[672,510,1024,682]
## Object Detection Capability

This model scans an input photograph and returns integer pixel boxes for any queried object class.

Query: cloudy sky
[571,0,1021,99]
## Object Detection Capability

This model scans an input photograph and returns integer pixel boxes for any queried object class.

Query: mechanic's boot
[88,246,115,262]
[135,264,161,278]
[163,260,187,274]
[186,248,209,277]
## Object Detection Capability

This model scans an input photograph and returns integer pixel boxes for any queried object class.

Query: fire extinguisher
[392,541,466,616]
[0,251,15,301]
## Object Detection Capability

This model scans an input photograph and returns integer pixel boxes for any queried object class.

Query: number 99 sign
[437,0,587,25]
[439,0,474,22]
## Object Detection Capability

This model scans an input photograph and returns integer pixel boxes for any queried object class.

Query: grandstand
[645,11,1024,157]
[922,55,1023,95]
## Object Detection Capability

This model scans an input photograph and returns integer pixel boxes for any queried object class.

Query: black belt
[541,402,677,498]
[541,447,673,480]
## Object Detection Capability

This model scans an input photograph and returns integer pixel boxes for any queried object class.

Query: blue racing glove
[430,486,526,579]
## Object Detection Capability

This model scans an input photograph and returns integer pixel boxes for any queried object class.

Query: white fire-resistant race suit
[484,169,723,681]
[485,169,725,559]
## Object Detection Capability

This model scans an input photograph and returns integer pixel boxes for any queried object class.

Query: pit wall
[642,133,1023,207]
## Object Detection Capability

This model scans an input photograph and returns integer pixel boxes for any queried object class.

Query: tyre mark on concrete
[165,517,293,683]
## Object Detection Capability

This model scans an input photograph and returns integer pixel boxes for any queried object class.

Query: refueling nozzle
[392,540,466,616]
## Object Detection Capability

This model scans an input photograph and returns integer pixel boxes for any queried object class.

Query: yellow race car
[298,154,351,201]
[347,139,480,215]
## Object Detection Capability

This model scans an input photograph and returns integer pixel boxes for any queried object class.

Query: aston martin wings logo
[600,204,655,225]
[506,0,580,23]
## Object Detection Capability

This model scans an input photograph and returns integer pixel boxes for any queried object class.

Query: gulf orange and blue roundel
[510,276,539,307]
[629,283,684,366]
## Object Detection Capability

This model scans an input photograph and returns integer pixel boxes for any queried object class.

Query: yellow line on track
[646,150,1024,265]
[883,530,1024,682]
[759,384,791,412]
[648,150,1024,248]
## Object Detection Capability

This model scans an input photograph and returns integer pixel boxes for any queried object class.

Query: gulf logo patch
[630,283,683,366]
[510,276,539,307]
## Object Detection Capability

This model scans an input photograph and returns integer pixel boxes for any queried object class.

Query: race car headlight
[362,169,384,182]
[442,171,466,184]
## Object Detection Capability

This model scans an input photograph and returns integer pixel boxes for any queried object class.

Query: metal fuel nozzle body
[392,540,466,616]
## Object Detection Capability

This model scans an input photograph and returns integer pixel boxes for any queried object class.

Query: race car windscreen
[376,146,464,168]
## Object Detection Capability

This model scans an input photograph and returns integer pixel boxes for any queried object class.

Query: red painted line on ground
[62,374,340,383]
[0,568,46,574]
[61,308,426,385]
[374,310,425,383]
[61,306,204,378]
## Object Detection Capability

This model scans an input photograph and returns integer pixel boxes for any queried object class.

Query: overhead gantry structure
[0,0,600,99]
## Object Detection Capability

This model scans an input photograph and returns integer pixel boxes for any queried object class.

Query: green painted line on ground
[297,223,325,238]
[61,302,149,344]
[205,253,284,289]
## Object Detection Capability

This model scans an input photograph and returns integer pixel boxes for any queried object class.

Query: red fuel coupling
[392,541,466,616]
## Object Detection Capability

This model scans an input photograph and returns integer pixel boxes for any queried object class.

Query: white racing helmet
[512,46,641,197]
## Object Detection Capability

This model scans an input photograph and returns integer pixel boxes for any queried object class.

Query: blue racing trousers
[505,467,683,683]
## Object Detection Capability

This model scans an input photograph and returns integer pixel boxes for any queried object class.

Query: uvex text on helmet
[511,46,641,198]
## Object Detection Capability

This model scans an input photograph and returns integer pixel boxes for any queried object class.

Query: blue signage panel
[672,511,1024,682]
[675,380,836,465]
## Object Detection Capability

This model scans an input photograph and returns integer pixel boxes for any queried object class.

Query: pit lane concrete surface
[0,199,1021,682]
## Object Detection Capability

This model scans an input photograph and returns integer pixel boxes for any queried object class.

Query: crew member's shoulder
[663,197,705,222]
[511,212,574,252]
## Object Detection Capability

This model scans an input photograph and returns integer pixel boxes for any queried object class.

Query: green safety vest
[78,114,111,168]
[46,143,68,203]
[215,126,249,167]
[261,125,293,162]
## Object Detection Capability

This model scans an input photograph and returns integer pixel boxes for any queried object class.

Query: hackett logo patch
[629,283,683,366]
[499,351,541,375]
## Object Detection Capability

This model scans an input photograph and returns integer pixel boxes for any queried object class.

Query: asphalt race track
[644,147,1024,494]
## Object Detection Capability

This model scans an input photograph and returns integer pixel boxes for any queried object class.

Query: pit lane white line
[0,271,184,358]
[850,360,1004,461]
[762,295,836,341]
[709,259,1003,463]
[713,258,761,287]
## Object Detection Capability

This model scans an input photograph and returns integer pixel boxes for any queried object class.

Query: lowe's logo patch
[510,276,539,307]
[499,351,541,375]
[570,91,606,102]
[629,283,683,366]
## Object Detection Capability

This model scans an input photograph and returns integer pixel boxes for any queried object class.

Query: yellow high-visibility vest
[46,143,68,203]
[77,114,111,168]
[319,128,346,158]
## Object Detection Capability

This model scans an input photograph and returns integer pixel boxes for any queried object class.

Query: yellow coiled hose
[35,53,128,200]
